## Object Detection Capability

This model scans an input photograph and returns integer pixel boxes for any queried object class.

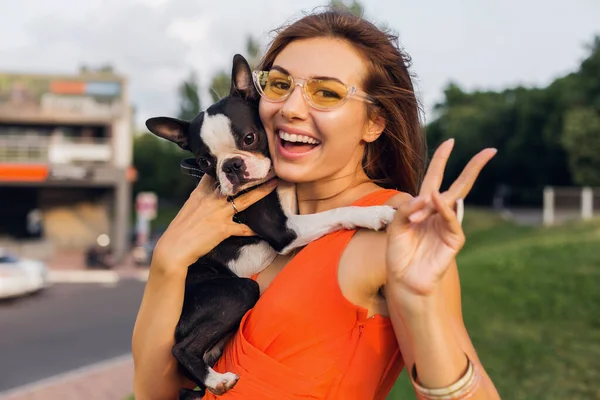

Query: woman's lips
[276,130,321,160]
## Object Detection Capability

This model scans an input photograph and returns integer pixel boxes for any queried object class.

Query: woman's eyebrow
[271,65,344,84]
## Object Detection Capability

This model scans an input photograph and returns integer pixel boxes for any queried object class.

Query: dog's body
[146,54,395,399]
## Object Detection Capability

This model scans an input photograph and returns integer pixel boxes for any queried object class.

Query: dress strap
[350,188,400,207]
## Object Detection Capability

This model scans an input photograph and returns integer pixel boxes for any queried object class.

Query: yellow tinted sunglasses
[252,69,376,110]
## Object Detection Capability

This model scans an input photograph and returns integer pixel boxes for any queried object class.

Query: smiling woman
[132,7,501,400]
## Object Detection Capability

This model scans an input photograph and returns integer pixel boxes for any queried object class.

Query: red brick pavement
[0,355,134,400]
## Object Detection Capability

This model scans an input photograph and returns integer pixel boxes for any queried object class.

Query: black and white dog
[145,54,395,399]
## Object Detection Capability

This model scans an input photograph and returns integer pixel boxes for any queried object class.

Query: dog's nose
[222,157,245,185]
[222,157,244,174]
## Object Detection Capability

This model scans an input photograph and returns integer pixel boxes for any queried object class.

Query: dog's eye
[243,132,257,146]
[198,157,211,169]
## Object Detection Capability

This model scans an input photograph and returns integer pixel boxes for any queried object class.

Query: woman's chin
[272,164,314,184]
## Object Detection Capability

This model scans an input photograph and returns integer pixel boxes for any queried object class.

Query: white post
[581,187,593,221]
[543,186,555,226]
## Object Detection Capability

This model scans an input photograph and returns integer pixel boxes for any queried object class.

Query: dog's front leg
[280,205,396,254]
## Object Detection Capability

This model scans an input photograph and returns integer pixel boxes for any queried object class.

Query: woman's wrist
[149,251,190,280]
[385,276,444,319]
[387,282,468,389]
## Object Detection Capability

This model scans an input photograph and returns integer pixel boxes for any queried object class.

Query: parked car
[0,249,51,299]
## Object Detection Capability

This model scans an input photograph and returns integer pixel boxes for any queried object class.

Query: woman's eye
[270,81,290,90]
[198,157,211,169]
[243,132,257,146]
[315,89,341,99]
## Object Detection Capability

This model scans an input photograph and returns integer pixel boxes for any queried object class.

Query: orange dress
[205,189,404,399]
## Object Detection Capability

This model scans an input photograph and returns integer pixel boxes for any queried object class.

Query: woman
[132,8,501,400]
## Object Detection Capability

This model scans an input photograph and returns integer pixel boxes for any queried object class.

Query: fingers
[224,222,257,237]
[389,196,427,234]
[226,179,278,214]
[174,174,217,221]
[409,146,497,224]
[419,138,455,196]
[431,191,463,236]
[446,148,497,202]
[195,173,217,196]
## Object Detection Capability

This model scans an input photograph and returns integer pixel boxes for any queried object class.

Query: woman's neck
[295,168,381,214]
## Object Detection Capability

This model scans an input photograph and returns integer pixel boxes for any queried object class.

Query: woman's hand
[385,139,497,310]
[151,175,278,275]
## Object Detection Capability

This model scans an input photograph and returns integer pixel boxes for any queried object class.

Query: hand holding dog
[152,174,278,275]
[385,140,497,311]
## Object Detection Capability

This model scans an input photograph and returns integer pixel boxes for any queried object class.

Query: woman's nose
[280,84,309,120]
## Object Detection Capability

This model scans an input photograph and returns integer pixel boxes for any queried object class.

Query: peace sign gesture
[385,139,497,308]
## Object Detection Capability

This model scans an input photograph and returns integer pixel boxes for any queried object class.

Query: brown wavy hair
[257,7,427,196]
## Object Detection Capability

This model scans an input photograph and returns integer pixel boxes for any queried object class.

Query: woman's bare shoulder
[339,191,414,299]
[385,191,414,206]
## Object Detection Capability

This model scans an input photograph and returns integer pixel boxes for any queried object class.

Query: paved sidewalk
[46,250,150,283]
[1,251,145,400]
[0,354,134,400]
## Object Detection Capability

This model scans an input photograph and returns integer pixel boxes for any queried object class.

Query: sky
[0,0,598,129]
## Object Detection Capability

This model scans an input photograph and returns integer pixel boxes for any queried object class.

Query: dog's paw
[349,205,396,231]
[205,371,239,395]
[369,205,397,230]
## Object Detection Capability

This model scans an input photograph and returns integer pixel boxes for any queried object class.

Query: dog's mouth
[218,155,274,197]
[223,169,276,197]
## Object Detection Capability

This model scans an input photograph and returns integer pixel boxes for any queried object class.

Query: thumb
[388,196,427,235]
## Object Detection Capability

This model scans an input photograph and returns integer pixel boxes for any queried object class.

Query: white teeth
[278,130,320,145]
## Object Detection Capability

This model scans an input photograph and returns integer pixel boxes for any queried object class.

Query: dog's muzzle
[222,157,247,186]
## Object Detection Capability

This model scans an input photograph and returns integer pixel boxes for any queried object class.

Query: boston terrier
[145,54,396,400]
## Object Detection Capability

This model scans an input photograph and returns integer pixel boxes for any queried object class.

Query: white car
[0,250,51,299]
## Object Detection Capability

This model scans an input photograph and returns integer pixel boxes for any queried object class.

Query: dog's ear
[145,117,190,151]
[230,54,255,99]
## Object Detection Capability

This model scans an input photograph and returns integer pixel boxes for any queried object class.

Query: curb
[49,270,119,284]
[0,353,134,400]
[48,269,149,284]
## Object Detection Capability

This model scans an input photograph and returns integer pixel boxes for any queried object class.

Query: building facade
[0,68,135,261]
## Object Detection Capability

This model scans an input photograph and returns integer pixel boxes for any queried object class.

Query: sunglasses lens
[305,79,349,108]
[255,70,292,101]
[254,70,351,109]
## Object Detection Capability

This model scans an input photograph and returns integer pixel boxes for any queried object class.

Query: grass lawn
[388,210,600,400]
[128,208,600,400]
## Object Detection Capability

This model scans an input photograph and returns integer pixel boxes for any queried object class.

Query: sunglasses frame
[252,70,376,111]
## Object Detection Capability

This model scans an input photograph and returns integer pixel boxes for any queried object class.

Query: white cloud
[0,0,598,128]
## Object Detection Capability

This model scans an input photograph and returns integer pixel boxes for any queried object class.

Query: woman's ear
[363,112,386,143]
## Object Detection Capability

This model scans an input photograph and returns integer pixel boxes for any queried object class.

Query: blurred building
[0,67,135,261]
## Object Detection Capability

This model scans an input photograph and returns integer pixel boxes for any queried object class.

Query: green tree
[561,107,600,186]
[209,34,263,103]
[424,35,600,205]
[177,70,202,120]
[209,71,231,103]
[245,35,262,69]
[133,71,205,203]
[132,133,194,203]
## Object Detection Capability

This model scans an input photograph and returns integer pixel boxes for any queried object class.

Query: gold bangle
[410,356,480,399]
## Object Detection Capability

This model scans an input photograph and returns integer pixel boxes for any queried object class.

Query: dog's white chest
[226,241,277,278]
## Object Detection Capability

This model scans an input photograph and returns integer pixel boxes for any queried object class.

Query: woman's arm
[132,264,196,400]
[382,141,500,398]
[384,260,500,399]
[131,176,277,400]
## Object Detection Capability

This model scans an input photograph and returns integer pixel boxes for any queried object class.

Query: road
[0,279,146,392]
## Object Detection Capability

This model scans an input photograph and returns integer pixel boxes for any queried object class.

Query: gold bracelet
[410,356,480,400]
